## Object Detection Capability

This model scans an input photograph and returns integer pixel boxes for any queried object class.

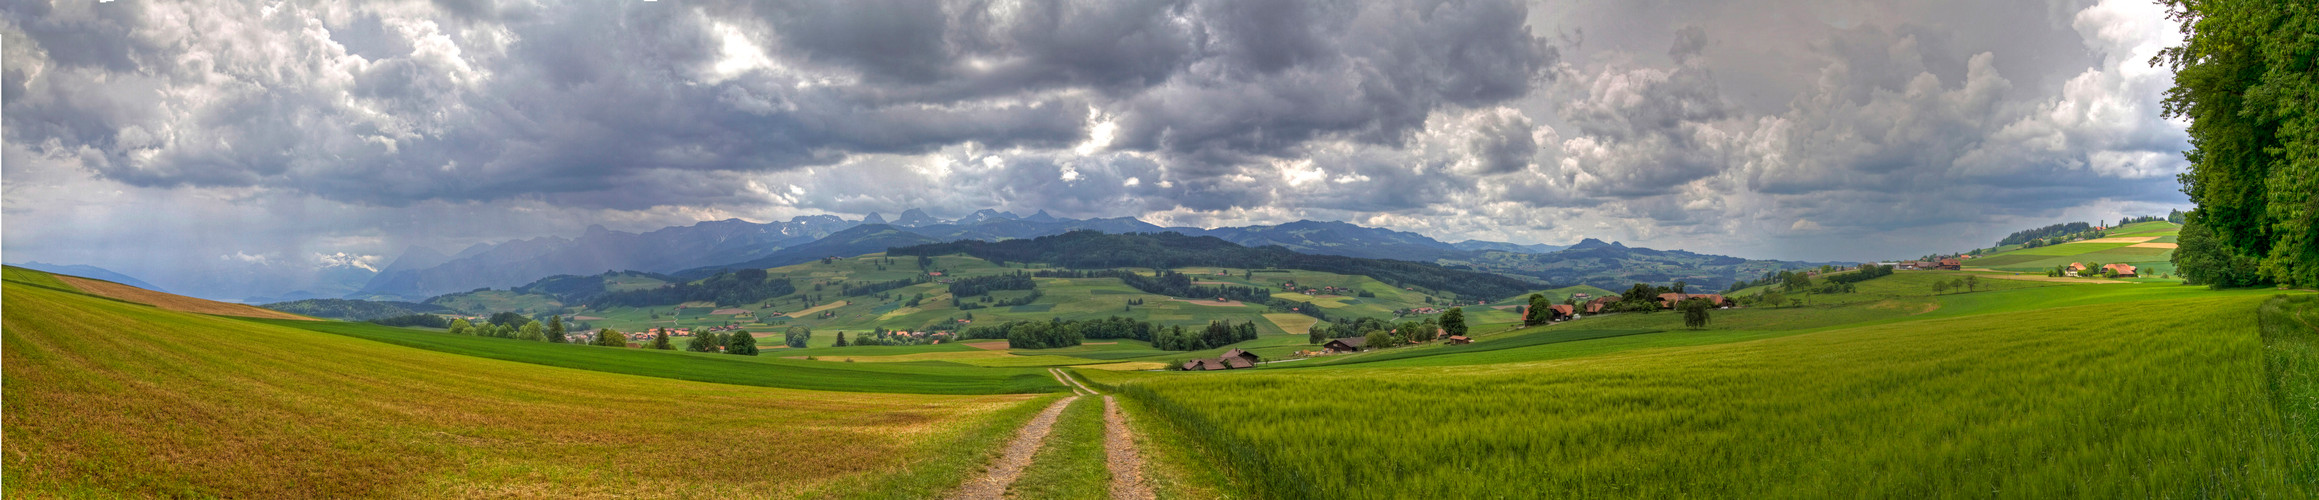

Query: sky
[3,0,2194,296]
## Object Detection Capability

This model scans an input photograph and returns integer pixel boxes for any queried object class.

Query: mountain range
[344,209,1819,301]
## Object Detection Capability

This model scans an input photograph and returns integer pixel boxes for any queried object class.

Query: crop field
[2259,294,2319,485]
[1087,290,2309,497]
[46,272,313,320]
[0,275,1054,498]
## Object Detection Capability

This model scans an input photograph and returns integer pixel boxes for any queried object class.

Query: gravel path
[950,395,1077,500]
[1050,369,1157,500]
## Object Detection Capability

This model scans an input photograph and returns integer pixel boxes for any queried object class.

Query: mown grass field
[0,274,1056,498]
[1087,286,2313,497]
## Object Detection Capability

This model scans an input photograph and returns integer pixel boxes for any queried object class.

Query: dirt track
[950,395,1077,500]
[1051,369,1156,500]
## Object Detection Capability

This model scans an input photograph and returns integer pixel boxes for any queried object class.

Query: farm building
[1657,293,1730,309]
[1444,336,1472,345]
[1222,348,1262,365]
[1324,337,1368,354]
[1548,304,1575,321]
[1181,358,1227,371]
[2103,263,2138,277]
[2067,262,2088,277]
[1936,258,1962,270]
[1584,296,1617,314]
[1183,354,1254,370]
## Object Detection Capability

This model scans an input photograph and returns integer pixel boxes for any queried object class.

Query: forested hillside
[888,231,1539,300]
[260,298,453,320]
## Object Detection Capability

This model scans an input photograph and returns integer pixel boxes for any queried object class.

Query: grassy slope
[253,318,1066,394]
[1090,289,2308,497]
[0,277,1050,498]
[21,266,314,320]
[1966,221,2182,275]
[1300,274,2273,371]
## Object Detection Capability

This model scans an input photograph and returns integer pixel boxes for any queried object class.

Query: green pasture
[1088,289,2311,497]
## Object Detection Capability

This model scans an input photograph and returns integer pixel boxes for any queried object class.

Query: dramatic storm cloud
[4,0,2193,297]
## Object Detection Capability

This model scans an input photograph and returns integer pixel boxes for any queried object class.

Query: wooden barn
[1222,348,1262,365]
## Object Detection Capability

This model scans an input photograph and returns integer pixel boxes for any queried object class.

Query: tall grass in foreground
[1108,294,2303,498]
[2258,293,2319,488]
[0,281,1044,497]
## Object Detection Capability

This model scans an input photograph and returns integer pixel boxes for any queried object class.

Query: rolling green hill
[1961,221,2181,278]
[419,253,1534,346]
[0,268,1053,497]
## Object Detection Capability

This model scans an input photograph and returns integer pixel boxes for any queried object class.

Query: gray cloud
[2,0,2203,298]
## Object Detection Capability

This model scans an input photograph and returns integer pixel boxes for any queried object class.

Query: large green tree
[686,330,718,352]
[727,329,759,356]
[1439,307,1468,337]
[2160,0,2319,287]
[1522,294,1549,326]
[547,315,566,343]
[1679,298,1712,330]
[784,326,812,348]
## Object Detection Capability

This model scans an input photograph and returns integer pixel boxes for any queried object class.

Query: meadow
[255,318,1066,394]
[0,274,1055,498]
[1083,288,2311,498]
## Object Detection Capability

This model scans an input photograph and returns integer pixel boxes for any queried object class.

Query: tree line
[1997,222,2094,247]
[1033,269,1273,303]
[948,272,1036,297]
[956,290,1043,310]
[842,276,928,297]
[581,270,796,308]
[2159,1,2319,288]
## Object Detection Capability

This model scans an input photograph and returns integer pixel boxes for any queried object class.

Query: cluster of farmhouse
[1312,331,1475,356]
[1893,258,1965,271]
[2063,262,2138,277]
[1279,282,1354,295]
[1181,348,1264,371]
